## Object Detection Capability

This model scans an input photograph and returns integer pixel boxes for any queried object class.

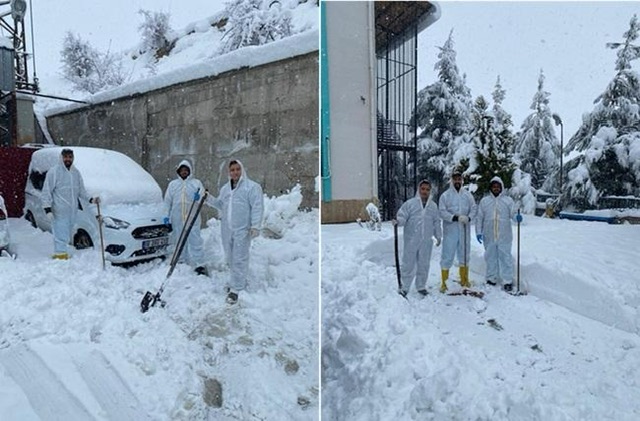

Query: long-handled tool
[167,188,200,270]
[393,223,404,297]
[96,200,106,270]
[141,191,207,313]
[514,208,526,296]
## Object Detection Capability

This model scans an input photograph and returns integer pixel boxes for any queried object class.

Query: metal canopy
[375,1,436,52]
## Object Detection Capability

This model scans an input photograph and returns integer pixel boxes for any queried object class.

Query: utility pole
[0,0,37,92]
[0,0,37,146]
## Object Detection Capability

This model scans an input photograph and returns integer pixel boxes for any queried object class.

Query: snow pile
[322,218,640,420]
[262,184,303,238]
[0,188,318,420]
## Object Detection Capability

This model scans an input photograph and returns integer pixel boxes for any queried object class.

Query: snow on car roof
[30,147,162,205]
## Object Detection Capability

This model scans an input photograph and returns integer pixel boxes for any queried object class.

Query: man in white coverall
[475,176,523,292]
[41,148,100,260]
[393,180,442,297]
[438,171,477,292]
[164,159,208,276]
[206,159,263,305]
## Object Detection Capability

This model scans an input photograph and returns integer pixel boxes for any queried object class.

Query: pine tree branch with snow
[219,0,293,54]
[137,9,175,60]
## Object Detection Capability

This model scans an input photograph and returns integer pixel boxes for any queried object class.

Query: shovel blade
[140,291,156,313]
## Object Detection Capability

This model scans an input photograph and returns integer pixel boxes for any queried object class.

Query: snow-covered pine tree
[466,95,517,201]
[514,69,560,190]
[138,9,175,59]
[562,14,640,209]
[220,0,293,54]
[491,76,517,155]
[411,30,473,199]
[60,32,126,94]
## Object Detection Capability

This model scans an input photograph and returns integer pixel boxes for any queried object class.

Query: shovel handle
[394,223,401,290]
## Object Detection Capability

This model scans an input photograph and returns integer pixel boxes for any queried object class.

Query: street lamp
[552,113,563,193]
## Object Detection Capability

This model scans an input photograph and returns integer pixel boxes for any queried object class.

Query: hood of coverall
[415,180,433,203]
[489,175,504,196]
[225,159,248,184]
[175,159,194,180]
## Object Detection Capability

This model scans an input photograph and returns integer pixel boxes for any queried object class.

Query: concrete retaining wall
[46,52,319,216]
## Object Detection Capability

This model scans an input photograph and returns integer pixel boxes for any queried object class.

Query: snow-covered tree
[412,30,473,198]
[510,168,537,214]
[220,0,293,54]
[491,76,517,152]
[465,95,517,201]
[60,32,125,94]
[138,9,175,59]
[60,32,96,84]
[563,15,640,209]
[514,69,560,190]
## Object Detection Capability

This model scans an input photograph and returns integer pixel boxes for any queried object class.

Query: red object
[0,147,37,218]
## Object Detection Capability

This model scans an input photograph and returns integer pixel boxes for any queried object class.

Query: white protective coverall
[475,176,517,285]
[396,190,442,294]
[164,159,205,266]
[0,195,10,251]
[207,160,263,293]
[41,158,91,254]
[438,182,477,269]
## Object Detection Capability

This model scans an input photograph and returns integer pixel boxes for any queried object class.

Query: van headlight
[102,216,130,229]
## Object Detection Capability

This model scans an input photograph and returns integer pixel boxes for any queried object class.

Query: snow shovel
[513,209,527,296]
[96,200,106,270]
[140,191,207,313]
[393,223,406,299]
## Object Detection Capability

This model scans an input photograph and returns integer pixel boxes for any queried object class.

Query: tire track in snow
[75,350,153,421]
[0,344,95,421]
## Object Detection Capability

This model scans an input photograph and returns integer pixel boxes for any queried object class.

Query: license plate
[142,237,168,249]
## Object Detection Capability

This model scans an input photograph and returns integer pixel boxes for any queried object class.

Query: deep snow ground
[322,217,640,420]
[0,202,318,420]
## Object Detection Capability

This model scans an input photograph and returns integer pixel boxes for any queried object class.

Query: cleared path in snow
[76,350,152,421]
[0,344,95,421]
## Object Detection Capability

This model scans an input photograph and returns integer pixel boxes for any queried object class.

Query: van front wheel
[74,230,94,249]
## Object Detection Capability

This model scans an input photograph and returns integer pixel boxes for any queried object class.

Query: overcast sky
[12,0,224,91]
[418,1,640,146]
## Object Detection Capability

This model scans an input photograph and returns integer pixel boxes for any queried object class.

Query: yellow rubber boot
[440,269,449,293]
[460,266,471,288]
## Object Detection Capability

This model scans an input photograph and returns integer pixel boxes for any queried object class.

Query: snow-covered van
[24,146,171,264]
